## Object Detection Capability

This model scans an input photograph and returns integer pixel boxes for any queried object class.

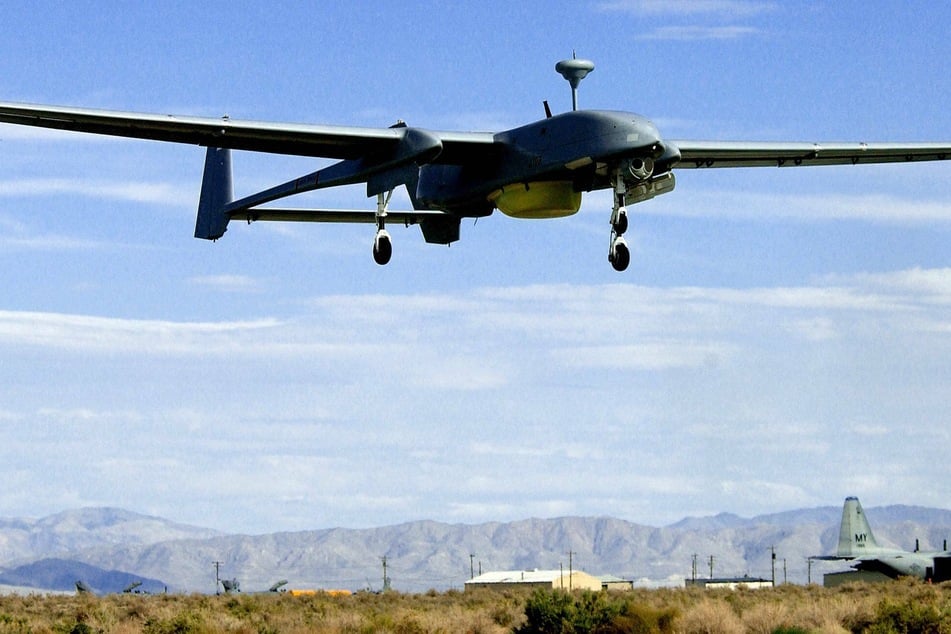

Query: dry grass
[0,578,946,633]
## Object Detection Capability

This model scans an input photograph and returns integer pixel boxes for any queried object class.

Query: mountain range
[1,505,949,593]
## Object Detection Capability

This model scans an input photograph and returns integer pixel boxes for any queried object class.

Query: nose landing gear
[608,171,630,272]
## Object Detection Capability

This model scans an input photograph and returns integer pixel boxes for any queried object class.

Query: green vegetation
[515,588,677,633]
[0,578,946,633]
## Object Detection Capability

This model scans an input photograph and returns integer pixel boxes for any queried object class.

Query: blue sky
[0,0,949,563]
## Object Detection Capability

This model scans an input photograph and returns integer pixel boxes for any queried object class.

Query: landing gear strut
[372,190,393,265]
[608,171,630,272]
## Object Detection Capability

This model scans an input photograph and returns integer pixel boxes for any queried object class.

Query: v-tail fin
[194,147,233,240]
[836,496,882,557]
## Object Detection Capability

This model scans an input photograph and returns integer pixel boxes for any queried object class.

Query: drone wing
[671,140,951,168]
[0,101,496,162]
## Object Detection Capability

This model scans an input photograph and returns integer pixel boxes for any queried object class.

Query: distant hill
[1,505,949,593]
[0,507,222,565]
[669,512,751,531]
[0,558,166,594]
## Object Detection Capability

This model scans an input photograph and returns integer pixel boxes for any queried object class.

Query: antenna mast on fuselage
[555,53,594,111]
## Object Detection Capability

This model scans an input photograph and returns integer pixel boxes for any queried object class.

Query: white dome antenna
[555,55,594,111]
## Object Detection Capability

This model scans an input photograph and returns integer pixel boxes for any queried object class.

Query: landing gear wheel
[373,231,392,265]
[609,239,630,272]
[612,208,628,236]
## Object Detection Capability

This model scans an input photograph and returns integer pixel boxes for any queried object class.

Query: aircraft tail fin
[836,496,882,557]
[194,147,233,240]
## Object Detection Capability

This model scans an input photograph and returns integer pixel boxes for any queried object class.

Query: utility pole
[783,558,787,585]
[469,554,475,580]
[213,561,222,595]
[568,551,575,591]
[691,554,698,583]
[807,557,813,585]
[708,555,715,579]
[381,556,390,592]
[770,546,776,586]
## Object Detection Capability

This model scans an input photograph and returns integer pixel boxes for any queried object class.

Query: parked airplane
[220,577,240,593]
[74,579,144,595]
[74,580,93,594]
[819,496,951,582]
[1,58,949,271]
[219,578,289,594]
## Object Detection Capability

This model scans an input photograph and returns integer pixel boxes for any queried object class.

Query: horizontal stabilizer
[233,207,462,245]
[233,207,447,225]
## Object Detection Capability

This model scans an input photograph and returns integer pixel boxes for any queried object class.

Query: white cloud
[470,441,567,459]
[405,355,510,391]
[599,0,775,17]
[638,25,761,40]
[554,341,733,370]
[3,270,947,360]
[0,311,284,355]
[719,480,812,508]
[187,274,264,293]
[786,316,838,342]
[0,212,118,251]
[0,178,194,207]
[687,285,908,312]
[0,233,113,251]
[2,269,949,530]
[598,0,773,41]
[835,267,951,299]
[643,189,951,224]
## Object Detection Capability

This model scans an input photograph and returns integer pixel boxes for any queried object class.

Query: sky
[0,1,948,543]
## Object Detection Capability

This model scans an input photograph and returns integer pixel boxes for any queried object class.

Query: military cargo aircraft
[819,496,951,582]
[1,58,948,271]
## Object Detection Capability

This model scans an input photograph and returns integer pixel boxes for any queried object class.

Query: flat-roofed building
[464,569,603,592]
[685,576,773,590]
[599,575,634,591]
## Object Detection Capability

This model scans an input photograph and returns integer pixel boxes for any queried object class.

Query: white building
[685,576,773,590]
[464,569,603,592]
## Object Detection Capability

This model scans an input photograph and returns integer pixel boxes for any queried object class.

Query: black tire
[373,235,392,265]
[610,242,630,272]
[613,210,628,235]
